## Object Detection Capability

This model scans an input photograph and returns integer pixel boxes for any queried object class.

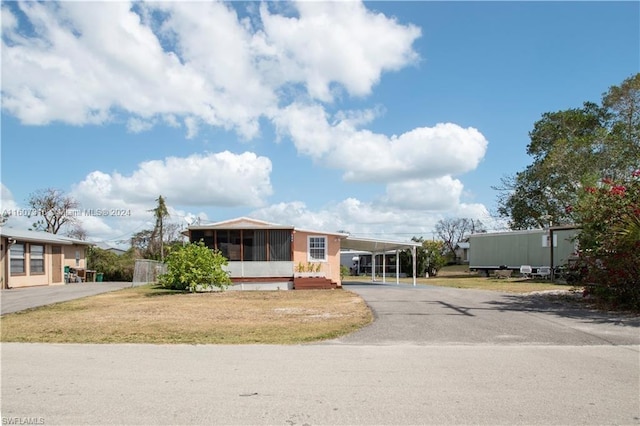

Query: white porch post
[395,249,400,285]
[382,251,386,283]
[412,246,417,286]
[371,253,376,282]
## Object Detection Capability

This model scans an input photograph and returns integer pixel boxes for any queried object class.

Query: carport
[341,236,421,286]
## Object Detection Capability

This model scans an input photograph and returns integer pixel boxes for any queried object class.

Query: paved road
[1,282,639,425]
[1,282,139,315]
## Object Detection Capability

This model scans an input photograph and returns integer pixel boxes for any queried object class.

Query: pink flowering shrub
[574,171,640,309]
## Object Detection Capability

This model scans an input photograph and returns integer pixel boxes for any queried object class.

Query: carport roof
[341,236,421,253]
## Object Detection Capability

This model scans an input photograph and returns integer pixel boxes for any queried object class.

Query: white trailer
[469,227,579,277]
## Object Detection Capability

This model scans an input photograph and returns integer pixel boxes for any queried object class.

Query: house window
[10,243,25,274]
[308,236,327,262]
[30,244,45,274]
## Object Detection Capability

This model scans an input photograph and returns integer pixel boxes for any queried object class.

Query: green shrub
[340,265,350,279]
[87,247,135,281]
[574,172,640,310]
[159,242,231,292]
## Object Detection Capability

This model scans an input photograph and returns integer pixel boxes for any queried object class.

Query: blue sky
[1,1,638,246]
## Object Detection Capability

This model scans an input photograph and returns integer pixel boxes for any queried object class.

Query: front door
[52,246,62,283]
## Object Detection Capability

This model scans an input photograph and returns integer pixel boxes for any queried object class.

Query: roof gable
[188,217,348,236]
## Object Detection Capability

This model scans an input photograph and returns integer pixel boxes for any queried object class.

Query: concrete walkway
[1,282,139,315]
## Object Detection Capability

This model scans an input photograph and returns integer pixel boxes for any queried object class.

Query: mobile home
[469,227,579,276]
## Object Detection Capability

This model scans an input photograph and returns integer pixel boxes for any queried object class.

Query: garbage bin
[96,273,104,282]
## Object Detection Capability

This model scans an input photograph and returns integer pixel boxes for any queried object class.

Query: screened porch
[189,228,294,279]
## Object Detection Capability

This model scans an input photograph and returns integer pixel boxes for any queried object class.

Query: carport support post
[395,250,400,285]
[382,252,386,283]
[371,253,376,282]
[412,246,417,287]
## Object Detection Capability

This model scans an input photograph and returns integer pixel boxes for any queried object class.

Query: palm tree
[150,196,169,261]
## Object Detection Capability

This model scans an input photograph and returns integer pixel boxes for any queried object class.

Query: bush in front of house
[159,242,231,292]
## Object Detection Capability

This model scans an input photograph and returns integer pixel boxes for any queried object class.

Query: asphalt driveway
[334,282,640,346]
[1,282,139,315]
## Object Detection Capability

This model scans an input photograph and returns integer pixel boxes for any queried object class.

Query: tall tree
[496,74,640,229]
[131,229,154,256]
[131,223,184,260]
[602,73,640,177]
[435,218,484,259]
[399,237,448,277]
[27,188,85,235]
[149,196,169,261]
[66,224,87,240]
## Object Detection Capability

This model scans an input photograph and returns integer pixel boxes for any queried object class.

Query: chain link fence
[133,259,167,285]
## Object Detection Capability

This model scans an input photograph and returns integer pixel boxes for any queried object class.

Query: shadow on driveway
[482,291,640,326]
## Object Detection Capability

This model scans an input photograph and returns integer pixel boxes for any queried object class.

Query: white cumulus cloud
[274,102,488,183]
[383,177,464,211]
[1,1,496,236]
[258,1,420,101]
[251,197,502,241]
[72,151,272,209]
[1,1,420,139]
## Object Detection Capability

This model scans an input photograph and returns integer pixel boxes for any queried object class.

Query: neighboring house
[95,241,127,256]
[1,228,94,289]
[454,241,470,264]
[186,217,346,289]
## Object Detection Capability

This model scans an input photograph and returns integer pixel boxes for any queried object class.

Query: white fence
[133,259,167,285]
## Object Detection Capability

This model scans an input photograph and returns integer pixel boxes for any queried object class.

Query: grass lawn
[343,264,581,294]
[0,285,372,344]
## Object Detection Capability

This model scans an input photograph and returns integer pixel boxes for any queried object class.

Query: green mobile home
[469,227,579,276]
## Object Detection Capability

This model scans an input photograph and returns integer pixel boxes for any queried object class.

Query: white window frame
[30,244,45,274]
[10,243,25,275]
[307,236,327,262]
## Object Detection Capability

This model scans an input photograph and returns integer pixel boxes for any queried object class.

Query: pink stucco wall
[292,230,342,287]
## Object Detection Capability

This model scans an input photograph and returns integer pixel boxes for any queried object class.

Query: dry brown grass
[343,264,579,294]
[0,286,372,344]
